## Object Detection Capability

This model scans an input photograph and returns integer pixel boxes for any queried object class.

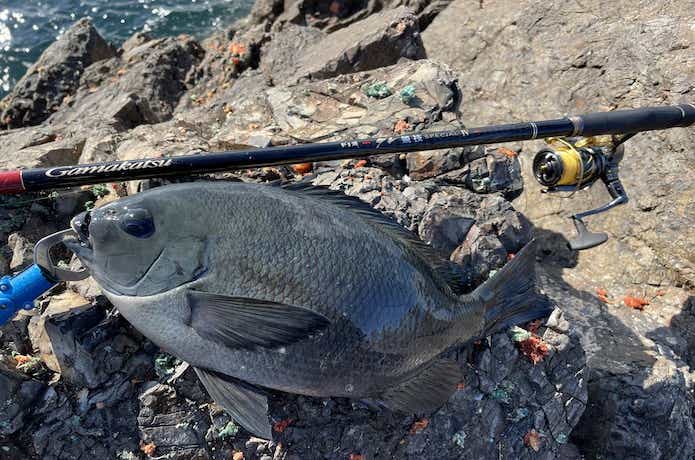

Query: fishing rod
[0,104,693,326]
[1,105,692,194]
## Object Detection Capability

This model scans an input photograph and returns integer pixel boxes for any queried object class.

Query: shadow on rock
[533,227,695,460]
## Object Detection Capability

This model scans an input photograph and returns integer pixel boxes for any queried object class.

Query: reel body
[532,137,629,250]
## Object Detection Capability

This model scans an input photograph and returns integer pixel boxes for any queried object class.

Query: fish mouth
[65,212,94,266]
[70,211,92,247]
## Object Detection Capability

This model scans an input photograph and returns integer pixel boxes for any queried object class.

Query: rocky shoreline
[0,1,692,459]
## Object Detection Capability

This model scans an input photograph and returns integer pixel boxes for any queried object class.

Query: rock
[137,383,212,460]
[28,292,110,388]
[260,24,327,83]
[424,0,695,287]
[48,35,204,136]
[0,18,116,129]
[7,233,33,271]
[294,7,427,81]
[4,0,687,457]
[407,148,462,180]
[121,32,153,54]
[267,0,454,32]
[263,309,585,459]
[463,149,524,199]
[0,363,45,436]
[0,127,85,170]
[540,271,695,459]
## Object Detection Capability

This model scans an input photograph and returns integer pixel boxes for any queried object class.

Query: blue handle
[0,264,57,326]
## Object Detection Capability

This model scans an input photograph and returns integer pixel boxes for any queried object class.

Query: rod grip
[578,104,695,136]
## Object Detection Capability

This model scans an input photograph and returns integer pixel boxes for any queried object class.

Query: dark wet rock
[462,149,524,199]
[0,363,45,437]
[138,383,212,460]
[0,19,116,129]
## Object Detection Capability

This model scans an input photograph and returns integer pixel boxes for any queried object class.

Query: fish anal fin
[194,367,272,439]
[188,291,330,350]
[381,358,463,414]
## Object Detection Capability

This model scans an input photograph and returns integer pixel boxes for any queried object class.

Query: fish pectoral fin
[194,367,272,440]
[188,290,330,350]
[381,358,462,414]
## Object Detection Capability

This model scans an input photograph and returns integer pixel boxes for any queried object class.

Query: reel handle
[568,173,628,250]
[569,218,608,251]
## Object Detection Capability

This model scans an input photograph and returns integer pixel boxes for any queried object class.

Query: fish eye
[120,208,155,239]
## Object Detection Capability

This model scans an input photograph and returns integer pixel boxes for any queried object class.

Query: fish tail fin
[472,239,553,336]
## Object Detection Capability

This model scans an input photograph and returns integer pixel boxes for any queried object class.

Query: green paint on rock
[218,421,240,439]
[399,85,416,104]
[452,430,467,448]
[363,81,392,99]
[509,326,532,342]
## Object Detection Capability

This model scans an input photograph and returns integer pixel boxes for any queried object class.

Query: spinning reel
[532,135,632,251]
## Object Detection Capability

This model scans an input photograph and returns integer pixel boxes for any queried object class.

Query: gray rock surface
[0,19,116,129]
[248,0,454,32]
[294,7,426,80]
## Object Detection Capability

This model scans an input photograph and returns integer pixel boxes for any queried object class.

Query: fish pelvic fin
[380,357,463,414]
[194,367,273,439]
[473,239,554,336]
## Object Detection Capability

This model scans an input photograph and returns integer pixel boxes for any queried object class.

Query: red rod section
[0,170,24,194]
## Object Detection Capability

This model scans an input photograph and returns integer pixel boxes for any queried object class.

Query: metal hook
[33,229,90,281]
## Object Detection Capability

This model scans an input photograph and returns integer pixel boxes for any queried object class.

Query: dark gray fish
[66,181,551,438]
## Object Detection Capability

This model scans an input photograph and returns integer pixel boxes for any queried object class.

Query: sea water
[0,0,254,97]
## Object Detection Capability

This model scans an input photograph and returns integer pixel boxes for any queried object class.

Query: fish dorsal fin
[380,357,462,414]
[281,181,471,294]
[194,367,272,439]
[188,291,330,350]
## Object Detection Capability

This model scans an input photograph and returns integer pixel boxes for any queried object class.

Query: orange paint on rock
[140,441,156,457]
[624,295,649,310]
[393,119,411,134]
[229,42,247,55]
[291,163,313,174]
[498,147,518,158]
[518,336,549,365]
[273,419,294,433]
[523,429,541,452]
[409,418,429,434]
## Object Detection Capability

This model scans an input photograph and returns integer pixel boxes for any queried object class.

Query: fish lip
[70,212,92,249]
